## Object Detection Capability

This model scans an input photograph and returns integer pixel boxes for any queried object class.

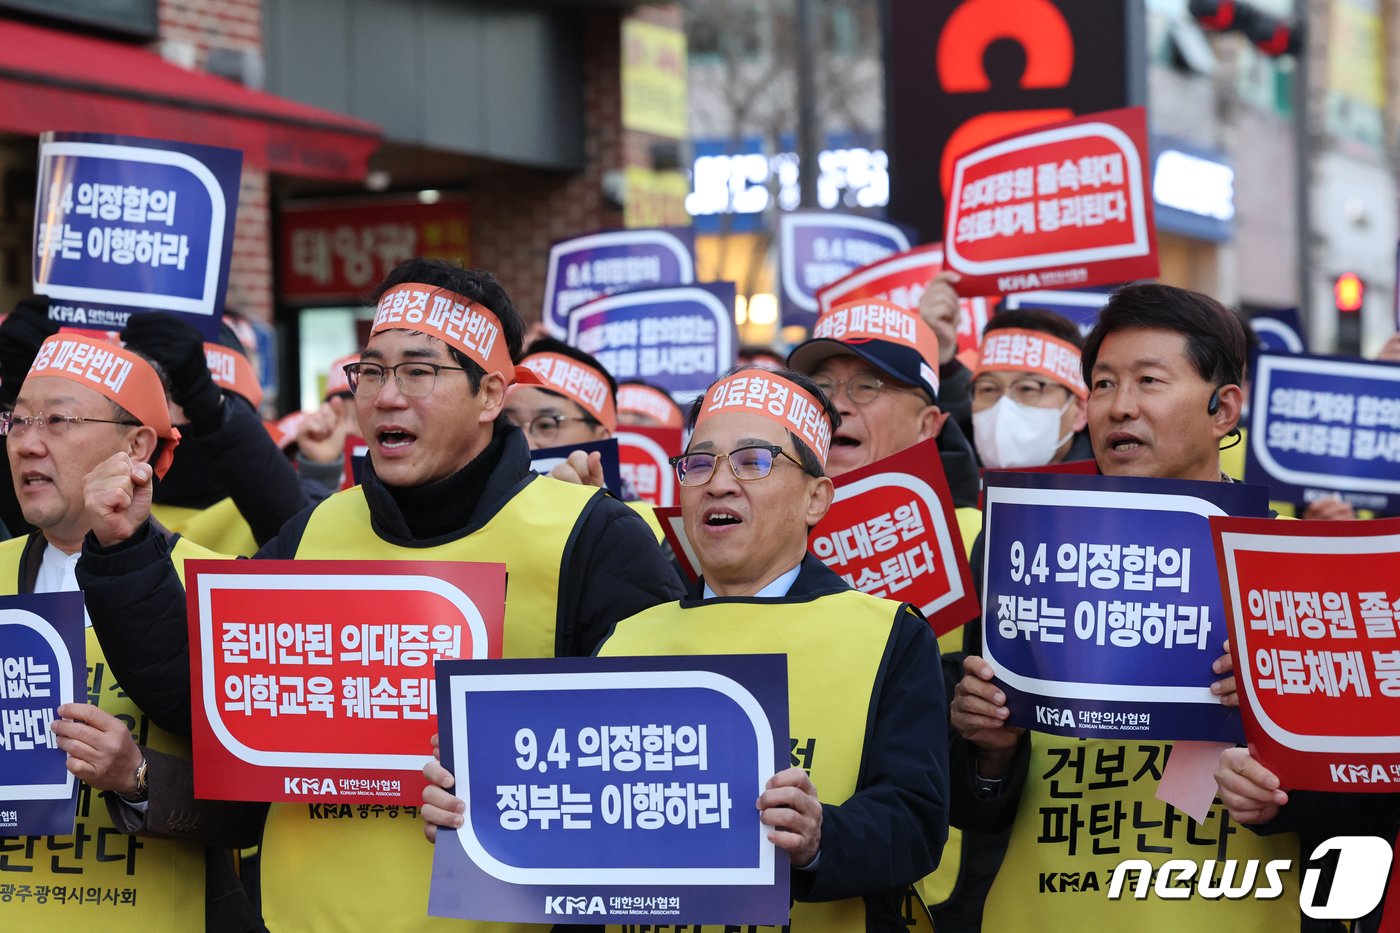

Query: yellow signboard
[622,18,688,139]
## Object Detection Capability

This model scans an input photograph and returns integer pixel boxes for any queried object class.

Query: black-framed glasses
[971,376,1068,407]
[811,373,897,406]
[344,361,469,398]
[668,444,803,487]
[504,412,595,444]
[0,411,140,438]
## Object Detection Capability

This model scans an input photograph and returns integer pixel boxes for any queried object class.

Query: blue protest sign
[531,437,625,498]
[32,132,243,339]
[1245,350,1400,515]
[779,211,910,330]
[1249,308,1307,354]
[982,472,1268,741]
[430,654,789,926]
[542,228,696,338]
[569,282,737,405]
[999,288,1112,336]
[0,592,87,837]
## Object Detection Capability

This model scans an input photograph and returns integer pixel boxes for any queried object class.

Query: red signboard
[279,197,471,302]
[655,505,698,584]
[816,243,993,356]
[341,435,368,491]
[1212,517,1400,791]
[187,559,506,804]
[810,438,979,636]
[617,426,682,507]
[944,107,1157,297]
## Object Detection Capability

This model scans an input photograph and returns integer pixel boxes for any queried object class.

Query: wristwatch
[119,756,149,803]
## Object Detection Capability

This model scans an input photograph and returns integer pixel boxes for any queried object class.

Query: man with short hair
[0,331,258,931]
[616,379,684,429]
[505,337,618,488]
[75,258,685,932]
[422,366,949,930]
[787,298,980,507]
[970,308,1092,469]
[950,283,1307,930]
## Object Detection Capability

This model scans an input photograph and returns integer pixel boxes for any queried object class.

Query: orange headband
[697,371,832,466]
[519,352,617,432]
[814,299,941,370]
[28,333,180,478]
[975,327,1088,399]
[617,383,683,428]
[372,283,536,386]
[205,343,263,408]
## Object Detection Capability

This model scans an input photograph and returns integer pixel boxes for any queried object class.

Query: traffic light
[1334,272,1365,313]
[1189,0,1302,57]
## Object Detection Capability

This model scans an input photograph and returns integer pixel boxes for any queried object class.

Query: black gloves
[0,296,61,408]
[121,312,224,433]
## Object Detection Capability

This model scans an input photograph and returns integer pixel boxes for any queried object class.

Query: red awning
[0,19,381,181]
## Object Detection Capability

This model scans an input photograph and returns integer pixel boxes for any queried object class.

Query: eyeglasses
[971,376,1068,407]
[811,374,901,406]
[0,411,140,438]
[669,445,803,487]
[344,361,469,398]
[505,412,595,445]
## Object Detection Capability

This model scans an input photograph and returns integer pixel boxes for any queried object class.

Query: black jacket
[657,556,950,930]
[77,421,685,735]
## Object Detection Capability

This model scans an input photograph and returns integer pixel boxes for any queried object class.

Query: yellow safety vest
[0,534,220,931]
[599,587,936,932]
[258,476,600,933]
[982,735,1302,930]
[152,497,259,557]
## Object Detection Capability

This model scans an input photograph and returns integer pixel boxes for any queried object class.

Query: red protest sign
[187,559,506,804]
[809,438,978,636]
[1212,517,1400,791]
[618,427,682,507]
[816,243,994,357]
[655,505,699,584]
[944,107,1158,297]
[341,435,368,490]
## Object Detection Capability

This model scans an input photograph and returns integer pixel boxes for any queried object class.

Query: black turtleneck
[374,422,509,540]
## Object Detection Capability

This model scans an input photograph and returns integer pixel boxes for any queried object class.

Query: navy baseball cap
[787,298,941,404]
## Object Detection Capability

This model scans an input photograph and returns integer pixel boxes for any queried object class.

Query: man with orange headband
[0,332,260,931]
[423,366,950,930]
[970,310,1093,470]
[504,337,617,487]
[617,379,685,429]
[75,258,683,932]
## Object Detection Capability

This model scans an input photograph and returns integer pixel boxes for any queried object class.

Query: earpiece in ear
[1207,388,1221,416]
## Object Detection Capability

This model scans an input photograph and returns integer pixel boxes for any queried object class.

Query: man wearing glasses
[75,258,684,932]
[786,298,980,508]
[0,332,262,930]
[422,366,949,930]
[969,309,1092,470]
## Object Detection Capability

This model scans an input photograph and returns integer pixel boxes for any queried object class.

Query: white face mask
[973,395,1073,469]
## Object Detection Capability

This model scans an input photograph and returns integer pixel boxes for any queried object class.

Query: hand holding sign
[757,766,822,869]
[85,451,154,547]
[1210,638,1238,707]
[918,270,961,365]
[951,656,1025,778]
[1214,747,1288,825]
[421,733,464,843]
[52,702,143,795]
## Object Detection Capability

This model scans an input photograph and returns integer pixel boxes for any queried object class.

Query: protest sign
[1245,350,1400,514]
[816,243,995,356]
[33,132,242,338]
[1213,517,1400,791]
[429,654,789,926]
[340,435,368,491]
[779,211,911,330]
[976,458,1099,510]
[0,593,86,837]
[982,472,1267,740]
[618,427,682,507]
[569,282,736,404]
[655,506,700,584]
[944,107,1158,297]
[1249,308,1307,354]
[542,228,696,338]
[531,438,624,498]
[186,559,505,805]
[809,439,977,636]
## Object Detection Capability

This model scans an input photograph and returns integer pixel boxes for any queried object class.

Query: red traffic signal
[1189,0,1301,57]
[1334,273,1365,313]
